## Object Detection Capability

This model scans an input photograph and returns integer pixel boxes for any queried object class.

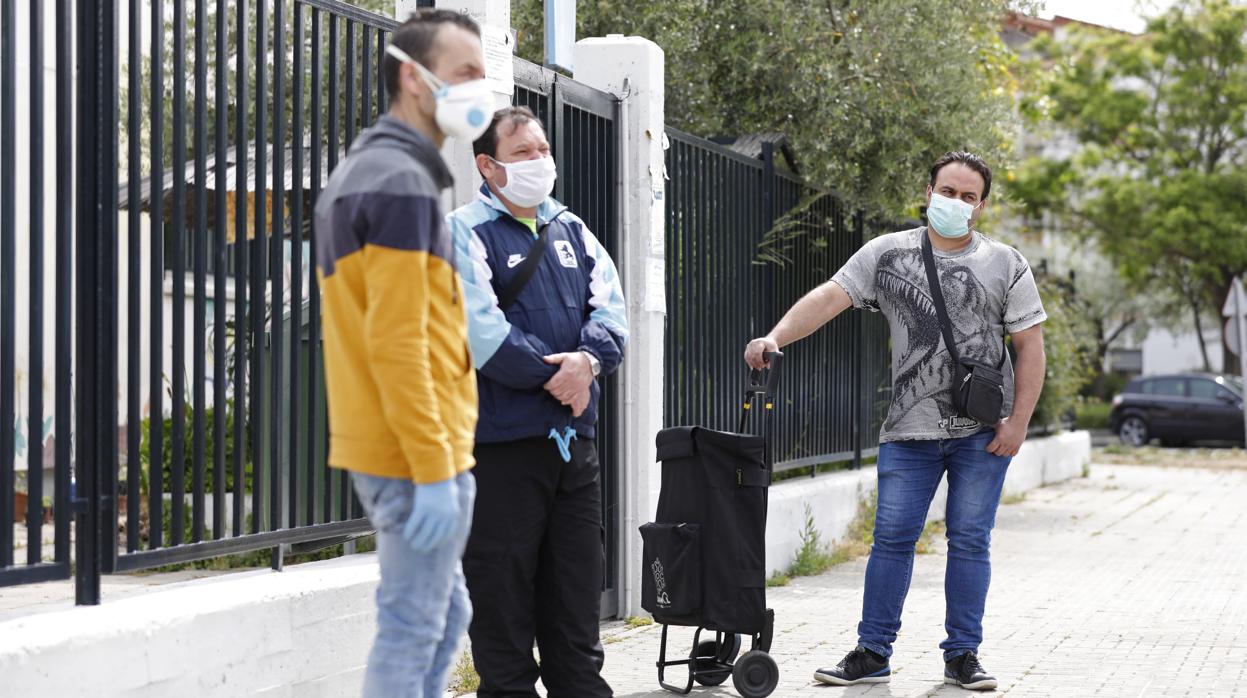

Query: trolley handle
[740,352,783,434]
[747,351,784,397]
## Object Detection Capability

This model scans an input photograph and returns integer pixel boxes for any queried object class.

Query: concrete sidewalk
[576,463,1247,697]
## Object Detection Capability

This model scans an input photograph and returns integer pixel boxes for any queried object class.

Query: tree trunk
[1191,298,1213,373]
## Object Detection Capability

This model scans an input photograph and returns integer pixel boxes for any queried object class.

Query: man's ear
[475,152,495,181]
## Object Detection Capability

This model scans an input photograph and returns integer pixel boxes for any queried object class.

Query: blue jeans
[353,471,476,698]
[857,429,1011,662]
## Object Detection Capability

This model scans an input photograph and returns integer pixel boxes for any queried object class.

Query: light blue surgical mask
[927,192,981,238]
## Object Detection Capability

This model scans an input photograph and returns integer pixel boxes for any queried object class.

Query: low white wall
[0,556,383,697]
[765,430,1092,575]
[0,432,1090,696]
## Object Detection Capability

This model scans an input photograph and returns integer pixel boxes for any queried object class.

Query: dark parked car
[1109,373,1245,447]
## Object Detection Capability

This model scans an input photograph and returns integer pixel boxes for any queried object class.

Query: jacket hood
[351,115,454,190]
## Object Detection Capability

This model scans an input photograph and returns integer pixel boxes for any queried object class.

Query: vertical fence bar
[232,0,250,539]
[270,0,287,538]
[171,0,189,546]
[375,29,384,118]
[0,0,15,568]
[345,21,355,151]
[147,0,165,549]
[327,14,338,173]
[103,0,122,574]
[325,13,338,521]
[251,0,269,534]
[54,0,73,565]
[852,212,864,469]
[75,0,120,600]
[360,26,370,129]
[192,0,209,543]
[124,0,141,552]
[28,0,47,563]
[212,0,228,540]
[308,7,321,525]
[290,1,304,528]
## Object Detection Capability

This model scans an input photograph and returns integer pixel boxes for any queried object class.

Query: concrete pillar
[574,35,666,618]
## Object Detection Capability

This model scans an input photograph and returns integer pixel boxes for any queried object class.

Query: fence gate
[513,58,623,619]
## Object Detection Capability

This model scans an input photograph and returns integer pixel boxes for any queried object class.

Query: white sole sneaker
[945,676,998,690]
[813,670,891,686]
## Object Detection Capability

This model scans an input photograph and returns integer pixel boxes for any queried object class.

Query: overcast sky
[1037,0,1181,34]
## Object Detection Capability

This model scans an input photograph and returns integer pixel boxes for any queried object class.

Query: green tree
[1015,0,1247,372]
[511,0,1032,216]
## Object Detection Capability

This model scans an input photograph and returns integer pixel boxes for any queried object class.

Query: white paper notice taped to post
[481,24,515,94]
[644,257,667,314]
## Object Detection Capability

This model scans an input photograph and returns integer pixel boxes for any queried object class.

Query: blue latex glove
[401,477,461,553]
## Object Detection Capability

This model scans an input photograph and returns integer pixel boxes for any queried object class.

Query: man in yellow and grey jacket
[313,9,493,697]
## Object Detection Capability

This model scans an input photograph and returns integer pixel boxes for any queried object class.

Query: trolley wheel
[692,635,741,686]
[731,650,779,698]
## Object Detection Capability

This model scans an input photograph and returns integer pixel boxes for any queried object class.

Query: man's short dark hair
[383,9,480,105]
[472,107,543,160]
[929,151,993,200]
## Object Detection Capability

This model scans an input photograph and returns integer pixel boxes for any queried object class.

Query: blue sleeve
[575,218,629,377]
[448,210,558,390]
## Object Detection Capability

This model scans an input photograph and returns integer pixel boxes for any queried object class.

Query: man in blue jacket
[447,105,628,698]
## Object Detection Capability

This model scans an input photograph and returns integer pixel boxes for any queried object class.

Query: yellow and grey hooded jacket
[313,115,477,484]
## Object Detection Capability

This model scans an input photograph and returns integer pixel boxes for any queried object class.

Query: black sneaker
[813,646,891,686]
[944,652,997,691]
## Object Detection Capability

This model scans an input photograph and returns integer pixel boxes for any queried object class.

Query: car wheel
[1118,416,1149,447]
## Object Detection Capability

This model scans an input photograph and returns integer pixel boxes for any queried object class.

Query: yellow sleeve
[361,244,456,484]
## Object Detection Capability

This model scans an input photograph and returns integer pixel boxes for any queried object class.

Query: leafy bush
[137,399,253,495]
[1075,399,1112,430]
[1031,276,1098,428]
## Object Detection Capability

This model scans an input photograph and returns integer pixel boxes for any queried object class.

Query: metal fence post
[759,142,776,330]
[852,212,864,469]
[74,0,119,603]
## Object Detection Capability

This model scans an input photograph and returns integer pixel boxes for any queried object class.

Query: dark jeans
[464,436,612,698]
[857,428,1012,662]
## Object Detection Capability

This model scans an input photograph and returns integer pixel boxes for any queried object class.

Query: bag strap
[921,231,963,366]
[498,226,549,311]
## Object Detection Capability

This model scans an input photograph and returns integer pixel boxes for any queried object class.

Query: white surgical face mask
[927,192,982,238]
[385,44,493,142]
[491,156,557,207]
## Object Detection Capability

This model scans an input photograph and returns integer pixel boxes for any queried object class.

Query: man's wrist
[581,350,601,377]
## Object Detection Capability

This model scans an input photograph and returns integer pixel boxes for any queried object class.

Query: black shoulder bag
[497,226,549,311]
[921,232,1006,425]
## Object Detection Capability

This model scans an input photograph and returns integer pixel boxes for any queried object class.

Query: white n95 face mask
[492,156,557,207]
[385,44,494,142]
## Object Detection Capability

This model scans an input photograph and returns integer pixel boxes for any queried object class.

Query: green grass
[1000,492,1027,506]
[448,651,480,695]
[788,504,836,577]
[1075,400,1112,430]
[624,615,654,629]
[766,571,791,587]
[784,497,877,580]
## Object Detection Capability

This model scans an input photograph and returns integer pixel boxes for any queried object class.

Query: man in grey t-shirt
[746,152,1046,691]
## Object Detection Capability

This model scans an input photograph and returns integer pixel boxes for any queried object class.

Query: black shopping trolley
[639,352,784,698]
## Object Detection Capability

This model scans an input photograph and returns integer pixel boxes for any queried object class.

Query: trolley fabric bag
[645,426,769,634]
[638,352,784,698]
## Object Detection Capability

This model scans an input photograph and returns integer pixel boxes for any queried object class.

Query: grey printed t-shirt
[832,227,1047,443]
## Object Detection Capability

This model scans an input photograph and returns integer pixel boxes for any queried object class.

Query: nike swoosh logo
[507,255,525,268]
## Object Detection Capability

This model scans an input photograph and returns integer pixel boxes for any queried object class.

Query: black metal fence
[664,130,892,474]
[0,0,627,605]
